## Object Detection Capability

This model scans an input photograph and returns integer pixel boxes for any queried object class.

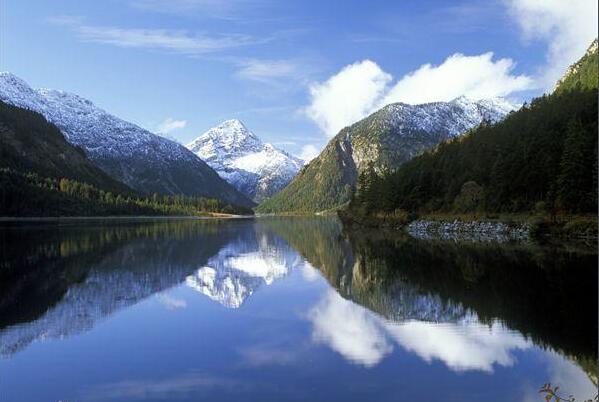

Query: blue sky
[1,0,597,160]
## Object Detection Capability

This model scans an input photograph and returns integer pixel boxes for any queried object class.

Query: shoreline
[0,214,255,223]
[338,212,598,242]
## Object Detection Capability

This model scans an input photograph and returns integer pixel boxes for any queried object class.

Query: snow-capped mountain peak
[197,119,261,152]
[187,120,304,202]
[0,72,253,207]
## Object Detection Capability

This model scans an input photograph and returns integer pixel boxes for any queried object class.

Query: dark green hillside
[0,100,131,194]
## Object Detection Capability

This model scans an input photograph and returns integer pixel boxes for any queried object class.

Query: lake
[0,217,596,402]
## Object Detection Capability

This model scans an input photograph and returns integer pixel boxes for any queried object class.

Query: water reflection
[310,290,393,367]
[264,217,597,386]
[309,289,531,371]
[0,217,596,402]
[0,220,232,357]
[185,228,302,308]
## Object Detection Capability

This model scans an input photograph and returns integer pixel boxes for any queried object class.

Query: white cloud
[49,16,265,55]
[304,60,392,137]
[382,53,532,105]
[308,291,393,367]
[304,55,530,137]
[297,144,320,162]
[157,117,187,134]
[506,0,598,89]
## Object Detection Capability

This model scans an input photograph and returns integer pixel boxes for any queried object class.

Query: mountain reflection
[0,217,596,387]
[0,219,311,357]
[263,217,597,378]
[185,226,304,308]
[0,219,236,357]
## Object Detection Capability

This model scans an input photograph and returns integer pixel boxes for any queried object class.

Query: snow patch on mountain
[0,72,252,206]
[187,119,304,202]
[376,96,518,140]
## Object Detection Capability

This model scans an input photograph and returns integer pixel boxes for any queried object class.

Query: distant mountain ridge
[187,119,303,202]
[0,73,253,207]
[257,96,516,213]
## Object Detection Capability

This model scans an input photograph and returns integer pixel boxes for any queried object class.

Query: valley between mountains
[0,39,597,236]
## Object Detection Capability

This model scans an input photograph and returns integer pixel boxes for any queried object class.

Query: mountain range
[187,119,304,203]
[0,100,130,194]
[2,39,594,217]
[0,73,253,208]
[257,96,516,213]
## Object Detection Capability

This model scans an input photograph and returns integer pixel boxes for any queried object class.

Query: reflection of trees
[351,230,597,363]
[0,219,237,331]
[264,217,597,373]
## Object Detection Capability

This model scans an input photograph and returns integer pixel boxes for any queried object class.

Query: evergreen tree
[557,120,594,211]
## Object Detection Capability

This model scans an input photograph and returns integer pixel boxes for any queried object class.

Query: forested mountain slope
[0,100,130,194]
[0,72,253,208]
[0,101,253,217]
[257,97,514,213]
[345,39,598,218]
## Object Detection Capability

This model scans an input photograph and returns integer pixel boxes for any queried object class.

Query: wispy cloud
[156,117,187,134]
[308,290,531,372]
[82,371,247,400]
[237,344,298,367]
[130,0,271,21]
[234,59,298,83]
[49,16,268,55]
[506,0,598,89]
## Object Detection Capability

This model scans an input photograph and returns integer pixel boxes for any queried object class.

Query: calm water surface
[0,217,596,402]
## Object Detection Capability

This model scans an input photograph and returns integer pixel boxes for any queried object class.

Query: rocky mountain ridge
[187,119,304,202]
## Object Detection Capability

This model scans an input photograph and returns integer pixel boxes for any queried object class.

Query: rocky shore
[406,219,531,242]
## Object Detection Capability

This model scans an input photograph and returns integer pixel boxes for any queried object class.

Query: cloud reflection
[308,289,533,372]
[309,291,393,367]
[82,372,245,400]
[157,294,187,309]
[385,320,529,372]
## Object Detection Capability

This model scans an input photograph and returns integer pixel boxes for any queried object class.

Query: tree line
[347,88,598,218]
[0,168,253,217]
